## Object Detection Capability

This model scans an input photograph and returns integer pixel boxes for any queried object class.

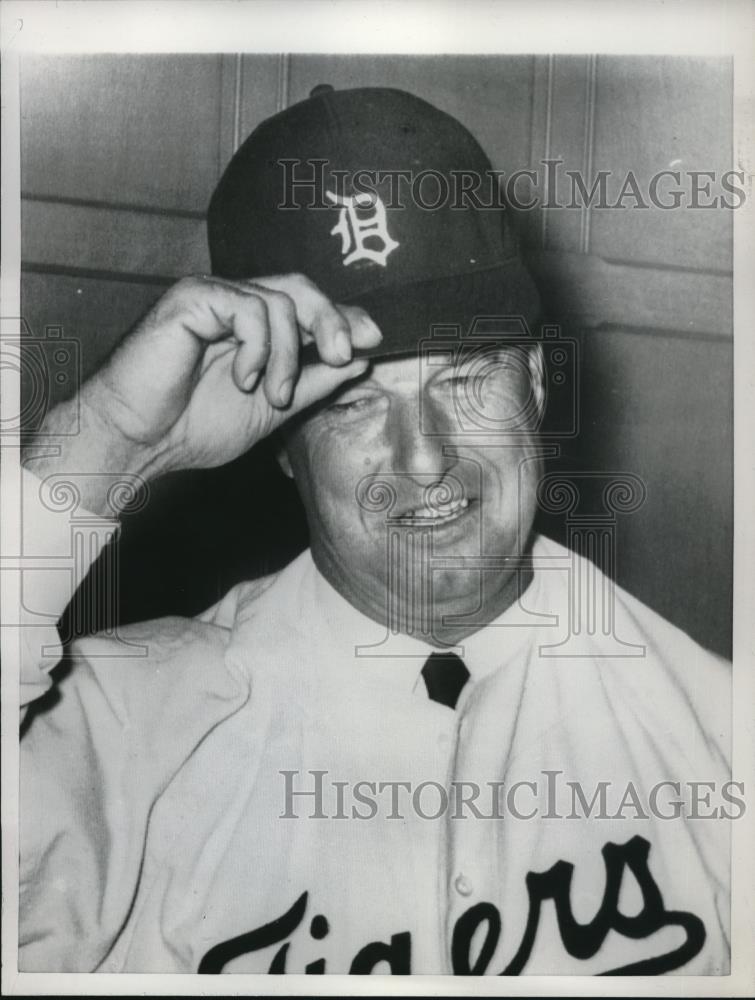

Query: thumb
[286,358,371,418]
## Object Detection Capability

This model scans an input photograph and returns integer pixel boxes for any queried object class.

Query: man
[19,86,730,975]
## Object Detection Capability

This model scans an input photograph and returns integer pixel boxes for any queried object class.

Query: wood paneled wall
[19,54,733,655]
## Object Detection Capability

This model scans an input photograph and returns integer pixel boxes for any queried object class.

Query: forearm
[19,389,136,711]
[22,386,162,519]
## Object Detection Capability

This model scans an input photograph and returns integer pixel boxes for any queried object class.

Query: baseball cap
[207,85,540,364]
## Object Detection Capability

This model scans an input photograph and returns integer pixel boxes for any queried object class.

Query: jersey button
[454,874,473,897]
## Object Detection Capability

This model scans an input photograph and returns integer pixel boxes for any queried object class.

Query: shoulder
[61,552,312,721]
[56,614,235,732]
[532,533,729,668]
[529,534,731,759]
[206,548,315,639]
[196,569,283,629]
[69,610,231,676]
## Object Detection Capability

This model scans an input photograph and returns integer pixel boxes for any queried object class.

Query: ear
[528,343,546,423]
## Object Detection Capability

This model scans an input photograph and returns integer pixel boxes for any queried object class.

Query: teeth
[402,498,469,521]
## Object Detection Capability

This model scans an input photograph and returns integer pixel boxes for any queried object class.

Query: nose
[389,395,452,483]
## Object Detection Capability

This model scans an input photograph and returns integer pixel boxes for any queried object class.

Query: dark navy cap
[207,86,540,362]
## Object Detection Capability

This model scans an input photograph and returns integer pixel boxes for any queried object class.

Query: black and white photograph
[2,0,754,993]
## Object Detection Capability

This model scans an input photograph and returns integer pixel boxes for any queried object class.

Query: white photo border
[2,1,753,996]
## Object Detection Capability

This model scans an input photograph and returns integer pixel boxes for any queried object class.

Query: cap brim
[299,260,541,366]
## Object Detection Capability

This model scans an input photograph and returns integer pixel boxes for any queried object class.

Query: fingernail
[333,328,352,364]
[278,377,293,404]
[365,316,382,342]
[243,370,259,391]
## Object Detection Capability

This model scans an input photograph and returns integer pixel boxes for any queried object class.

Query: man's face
[281,344,544,640]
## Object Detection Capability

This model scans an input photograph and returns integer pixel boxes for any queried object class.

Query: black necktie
[421,652,470,709]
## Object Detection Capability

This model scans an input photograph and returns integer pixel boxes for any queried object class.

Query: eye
[436,374,474,391]
[327,395,375,414]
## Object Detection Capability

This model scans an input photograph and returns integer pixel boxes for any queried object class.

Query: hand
[25,273,381,512]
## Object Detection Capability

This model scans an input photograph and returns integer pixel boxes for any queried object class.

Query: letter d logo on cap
[326,189,399,268]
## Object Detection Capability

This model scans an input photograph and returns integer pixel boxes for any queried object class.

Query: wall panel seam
[21,192,207,221]
[276,53,291,112]
[21,262,173,287]
[232,53,244,153]
[581,54,598,255]
[541,53,555,250]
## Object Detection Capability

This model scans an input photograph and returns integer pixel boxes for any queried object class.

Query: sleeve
[19,651,155,971]
[18,611,242,972]
[18,468,119,712]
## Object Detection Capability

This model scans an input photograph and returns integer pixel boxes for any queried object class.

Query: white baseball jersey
[18,470,731,975]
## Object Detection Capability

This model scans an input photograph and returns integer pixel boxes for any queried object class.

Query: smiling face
[280,343,545,644]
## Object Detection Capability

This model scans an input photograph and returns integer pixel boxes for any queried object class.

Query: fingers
[157,274,382,408]
[287,358,371,419]
[251,273,383,364]
[260,291,299,406]
[228,293,271,392]
[339,304,384,352]
[227,290,300,406]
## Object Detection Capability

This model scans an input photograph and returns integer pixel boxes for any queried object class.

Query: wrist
[22,396,159,518]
